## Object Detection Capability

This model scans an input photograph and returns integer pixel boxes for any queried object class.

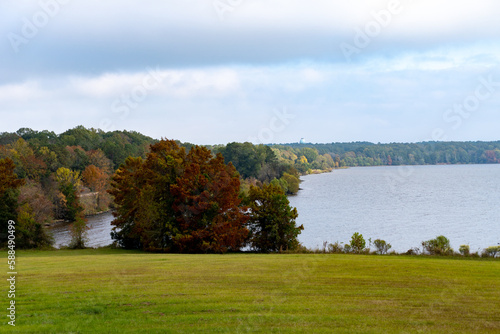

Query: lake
[50,164,500,253]
[288,164,500,253]
[49,212,115,248]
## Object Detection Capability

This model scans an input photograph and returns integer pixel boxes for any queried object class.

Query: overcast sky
[1,0,499,144]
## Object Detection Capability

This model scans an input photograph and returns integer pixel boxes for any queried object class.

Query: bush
[69,217,89,249]
[327,242,343,254]
[373,239,392,255]
[459,245,470,256]
[349,232,366,254]
[405,247,420,256]
[422,235,453,255]
[481,246,500,258]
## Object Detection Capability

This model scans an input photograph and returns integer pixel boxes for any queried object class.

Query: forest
[1,126,499,251]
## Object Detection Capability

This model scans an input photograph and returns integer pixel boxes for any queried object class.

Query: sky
[1,0,500,145]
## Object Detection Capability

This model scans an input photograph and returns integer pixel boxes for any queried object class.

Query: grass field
[4,249,500,333]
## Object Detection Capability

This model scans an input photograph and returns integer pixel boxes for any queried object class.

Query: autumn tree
[109,140,249,253]
[0,158,25,245]
[170,146,249,253]
[18,180,54,225]
[246,183,303,252]
[16,203,53,249]
[82,165,110,210]
[55,167,83,221]
[82,165,108,192]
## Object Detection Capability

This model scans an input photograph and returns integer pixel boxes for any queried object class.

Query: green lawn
[4,249,500,333]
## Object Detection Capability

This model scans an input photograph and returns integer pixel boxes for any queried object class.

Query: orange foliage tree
[109,140,248,253]
[82,165,108,193]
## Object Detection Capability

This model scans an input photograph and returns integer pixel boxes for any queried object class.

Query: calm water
[50,164,500,252]
[49,212,114,248]
[288,164,500,252]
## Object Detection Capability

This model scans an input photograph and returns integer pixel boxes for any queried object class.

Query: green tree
[16,204,53,249]
[349,232,366,254]
[281,172,300,194]
[459,245,470,256]
[422,235,453,255]
[246,183,303,252]
[69,216,88,249]
[300,147,319,163]
[373,239,391,255]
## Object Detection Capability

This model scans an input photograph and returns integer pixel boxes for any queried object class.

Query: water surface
[49,212,114,248]
[288,165,500,252]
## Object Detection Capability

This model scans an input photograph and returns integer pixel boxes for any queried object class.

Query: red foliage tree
[170,146,248,253]
[109,140,248,253]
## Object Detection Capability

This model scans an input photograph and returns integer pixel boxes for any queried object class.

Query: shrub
[69,217,89,249]
[373,239,392,255]
[422,235,453,255]
[459,245,470,256]
[327,242,343,254]
[405,247,420,256]
[481,246,500,258]
[349,232,366,254]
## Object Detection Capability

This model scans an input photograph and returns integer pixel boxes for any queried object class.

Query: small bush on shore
[482,246,500,258]
[422,235,453,256]
[459,245,470,256]
[374,239,392,255]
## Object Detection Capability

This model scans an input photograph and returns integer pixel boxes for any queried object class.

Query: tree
[422,235,453,255]
[16,204,53,249]
[373,239,391,255]
[55,167,83,221]
[18,181,54,225]
[481,246,500,258]
[300,147,319,163]
[109,140,249,253]
[82,165,110,210]
[82,165,107,192]
[108,157,146,249]
[0,158,25,195]
[170,146,249,253]
[459,245,470,256]
[246,183,302,252]
[0,158,25,245]
[69,216,88,249]
[349,232,366,254]
[281,172,300,195]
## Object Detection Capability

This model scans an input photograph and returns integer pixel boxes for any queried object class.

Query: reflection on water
[48,212,115,248]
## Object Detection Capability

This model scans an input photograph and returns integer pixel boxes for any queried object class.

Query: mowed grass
[5,249,500,333]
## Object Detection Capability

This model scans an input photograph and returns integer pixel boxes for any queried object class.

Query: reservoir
[50,164,500,253]
[289,164,500,253]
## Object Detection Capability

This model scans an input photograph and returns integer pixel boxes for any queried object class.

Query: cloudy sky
[1,0,500,144]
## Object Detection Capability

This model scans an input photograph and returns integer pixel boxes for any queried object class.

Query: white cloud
[0,81,46,101]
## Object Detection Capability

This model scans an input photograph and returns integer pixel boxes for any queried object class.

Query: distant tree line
[274,141,500,167]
